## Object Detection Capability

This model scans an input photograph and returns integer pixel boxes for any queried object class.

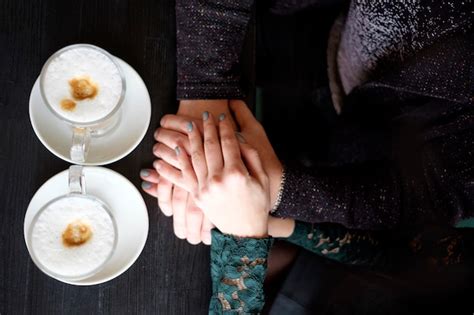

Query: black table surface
[0,1,255,313]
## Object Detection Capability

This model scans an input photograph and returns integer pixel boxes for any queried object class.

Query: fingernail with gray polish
[186,121,193,132]
[203,111,209,121]
[175,146,181,155]
[236,132,246,143]
[218,113,226,121]
[140,169,150,177]
[141,181,152,190]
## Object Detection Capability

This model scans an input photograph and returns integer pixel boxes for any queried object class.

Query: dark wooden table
[0,1,254,313]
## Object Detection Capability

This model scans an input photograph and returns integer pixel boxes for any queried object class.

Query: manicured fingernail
[203,111,209,121]
[218,113,226,121]
[175,146,181,155]
[186,121,193,132]
[154,160,162,170]
[236,132,246,143]
[141,181,152,190]
[140,169,150,177]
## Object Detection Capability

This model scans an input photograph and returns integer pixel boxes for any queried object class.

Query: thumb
[229,100,257,129]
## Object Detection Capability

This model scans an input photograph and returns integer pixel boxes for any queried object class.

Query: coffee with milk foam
[42,47,123,123]
[31,195,115,278]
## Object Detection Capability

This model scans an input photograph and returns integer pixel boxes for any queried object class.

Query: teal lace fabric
[209,230,273,314]
[208,223,471,314]
[285,221,386,266]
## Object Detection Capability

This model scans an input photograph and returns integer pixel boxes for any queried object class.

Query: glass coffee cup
[26,165,118,281]
[39,44,126,163]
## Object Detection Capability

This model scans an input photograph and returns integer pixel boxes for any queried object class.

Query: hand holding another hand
[141,100,231,245]
[177,111,270,237]
[142,100,288,241]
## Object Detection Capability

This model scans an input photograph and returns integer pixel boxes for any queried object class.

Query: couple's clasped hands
[141,100,293,243]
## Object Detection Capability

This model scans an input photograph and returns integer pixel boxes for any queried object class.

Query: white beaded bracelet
[271,165,286,213]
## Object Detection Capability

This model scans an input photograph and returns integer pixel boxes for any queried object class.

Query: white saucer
[29,58,151,165]
[24,167,149,286]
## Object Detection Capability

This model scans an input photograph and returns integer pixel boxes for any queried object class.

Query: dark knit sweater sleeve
[175,0,254,99]
[274,99,474,230]
[274,162,402,230]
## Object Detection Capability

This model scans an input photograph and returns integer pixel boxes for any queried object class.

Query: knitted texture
[176,0,253,99]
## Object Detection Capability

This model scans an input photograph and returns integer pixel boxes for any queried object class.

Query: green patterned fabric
[209,230,273,314]
[284,221,385,266]
[208,222,385,314]
[209,222,471,314]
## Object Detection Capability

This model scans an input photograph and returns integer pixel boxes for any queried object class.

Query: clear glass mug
[39,44,126,163]
[27,165,118,281]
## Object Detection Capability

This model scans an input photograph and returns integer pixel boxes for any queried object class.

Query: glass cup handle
[71,127,91,163]
[69,165,86,194]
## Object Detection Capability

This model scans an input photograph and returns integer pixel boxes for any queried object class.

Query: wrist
[268,217,295,238]
[177,99,236,130]
[224,218,269,239]
[178,99,230,118]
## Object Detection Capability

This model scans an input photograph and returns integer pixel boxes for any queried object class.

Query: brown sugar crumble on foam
[60,98,76,111]
[62,220,93,247]
[69,77,98,100]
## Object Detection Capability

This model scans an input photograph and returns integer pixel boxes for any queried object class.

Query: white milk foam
[43,47,123,123]
[31,195,115,278]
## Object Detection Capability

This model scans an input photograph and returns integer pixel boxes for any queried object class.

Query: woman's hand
[229,100,282,208]
[176,111,271,238]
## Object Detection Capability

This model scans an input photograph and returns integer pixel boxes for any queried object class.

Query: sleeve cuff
[284,220,312,243]
[210,229,273,313]
[272,164,301,217]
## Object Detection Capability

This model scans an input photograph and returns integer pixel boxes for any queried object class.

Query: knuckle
[191,149,203,161]
[248,147,260,159]
[227,166,244,177]
[172,134,183,146]
[208,175,221,187]
[186,204,201,214]
[154,128,162,140]
[247,146,258,155]
[160,114,171,126]
[172,193,185,204]
[227,169,246,183]
[220,135,235,145]
[153,143,160,154]
[204,138,218,147]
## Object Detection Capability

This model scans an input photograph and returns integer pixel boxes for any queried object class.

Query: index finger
[203,112,224,177]
[218,113,243,169]
[160,114,203,134]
